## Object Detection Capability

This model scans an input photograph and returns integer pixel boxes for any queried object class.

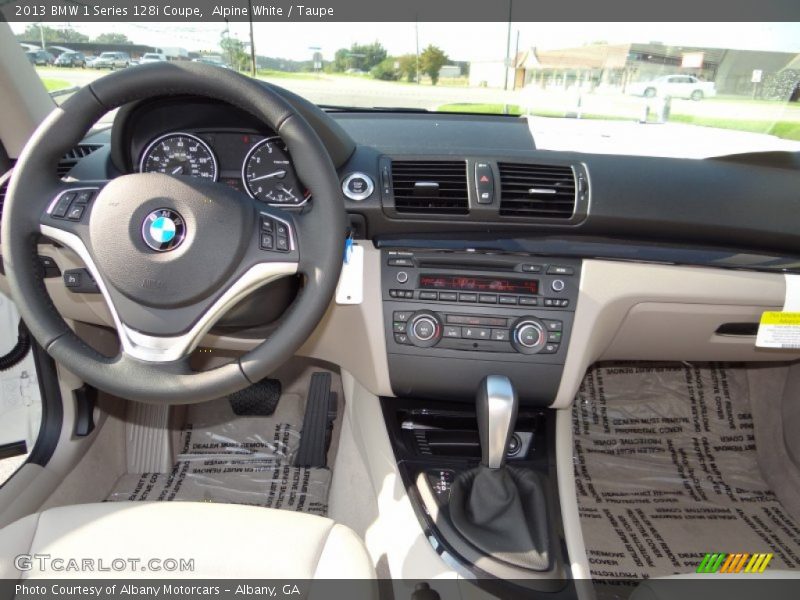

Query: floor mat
[108,383,331,516]
[573,363,800,579]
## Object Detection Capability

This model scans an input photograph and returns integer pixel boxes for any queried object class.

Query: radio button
[396,271,409,283]
[479,294,498,304]
[393,311,414,322]
[393,322,407,333]
[419,291,438,301]
[443,326,462,338]
[547,265,574,276]
[439,292,458,302]
[394,333,411,345]
[463,327,491,340]
[499,295,517,305]
[459,293,478,303]
[519,297,539,306]
[521,264,542,273]
[547,331,562,343]
[540,343,559,354]
[551,279,565,292]
[491,329,510,341]
[387,257,414,267]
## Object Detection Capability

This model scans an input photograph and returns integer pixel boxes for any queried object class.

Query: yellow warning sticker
[756,312,800,348]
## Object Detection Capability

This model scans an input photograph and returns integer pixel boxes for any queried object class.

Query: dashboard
[7,80,800,407]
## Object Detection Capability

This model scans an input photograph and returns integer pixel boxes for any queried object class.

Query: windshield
[10,21,800,158]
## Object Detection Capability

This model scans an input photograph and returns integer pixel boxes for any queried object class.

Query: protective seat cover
[0,502,376,580]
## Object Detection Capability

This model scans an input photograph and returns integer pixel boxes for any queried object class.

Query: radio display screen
[419,274,539,296]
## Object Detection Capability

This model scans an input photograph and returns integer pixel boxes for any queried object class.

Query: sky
[10,21,800,62]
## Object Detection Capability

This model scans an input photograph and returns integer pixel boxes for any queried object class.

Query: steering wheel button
[260,234,274,250]
[275,223,288,236]
[261,218,273,231]
[66,204,85,220]
[276,236,289,252]
[51,192,75,218]
[73,190,95,204]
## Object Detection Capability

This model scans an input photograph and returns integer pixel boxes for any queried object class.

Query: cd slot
[415,258,516,271]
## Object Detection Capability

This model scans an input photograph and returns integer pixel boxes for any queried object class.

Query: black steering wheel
[1,62,345,404]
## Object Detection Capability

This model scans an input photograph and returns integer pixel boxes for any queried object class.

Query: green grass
[437,103,524,115]
[668,114,800,141]
[255,69,321,80]
[40,77,71,92]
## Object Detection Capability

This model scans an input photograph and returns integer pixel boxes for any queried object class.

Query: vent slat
[391,160,468,216]
[499,162,577,219]
[57,144,102,178]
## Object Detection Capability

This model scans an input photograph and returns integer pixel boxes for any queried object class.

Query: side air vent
[57,144,103,178]
[498,162,577,219]
[391,160,469,215]
[0,177,7,226]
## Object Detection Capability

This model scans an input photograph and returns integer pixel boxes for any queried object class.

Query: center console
[381,249,581,405]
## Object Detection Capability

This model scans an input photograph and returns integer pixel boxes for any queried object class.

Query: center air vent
[498,162,577,219]
[391,160,469,215]
[57,144,102,178]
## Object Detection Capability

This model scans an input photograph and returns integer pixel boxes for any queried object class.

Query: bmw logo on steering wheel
[142,209,186,252]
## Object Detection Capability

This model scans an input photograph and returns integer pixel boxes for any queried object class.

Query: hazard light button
[475,161,494,205]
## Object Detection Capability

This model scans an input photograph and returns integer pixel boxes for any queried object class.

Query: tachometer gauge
[242,137,310,205]
[139,133,218,181]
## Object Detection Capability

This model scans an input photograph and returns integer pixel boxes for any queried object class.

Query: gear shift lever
[476,375,518,469]
[447,375,550,571]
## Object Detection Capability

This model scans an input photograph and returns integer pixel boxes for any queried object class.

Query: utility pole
[248,0,256,76]
[39,22,46,51]
[504,0,512,91]
[415,18,420,84]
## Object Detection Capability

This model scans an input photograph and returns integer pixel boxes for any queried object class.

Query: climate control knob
[407,311,442,348]
[511,317,546,354]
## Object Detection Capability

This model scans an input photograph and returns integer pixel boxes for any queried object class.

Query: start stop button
[342,172,374,201]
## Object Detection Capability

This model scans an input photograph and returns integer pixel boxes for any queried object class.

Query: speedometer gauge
[140,133,218,181]
[242,137,310,206]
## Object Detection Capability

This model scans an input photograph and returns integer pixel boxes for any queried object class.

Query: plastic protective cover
[573,363,800,580]
[108,390,330,515]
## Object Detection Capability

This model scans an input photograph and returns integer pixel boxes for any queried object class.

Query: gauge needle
[279,186,296,197]
[249,170,286,182]
[170,166,182,175]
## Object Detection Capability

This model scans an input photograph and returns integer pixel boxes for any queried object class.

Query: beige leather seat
[0,502,376,580]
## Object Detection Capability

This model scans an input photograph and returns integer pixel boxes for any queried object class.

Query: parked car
[137,53,167,65]
[628,74,716,100]
[53,51,86,68]
[88,52,131,70]
[192,56,229,68]
[25,50,55,66]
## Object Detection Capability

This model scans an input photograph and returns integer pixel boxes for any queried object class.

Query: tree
[331,41,387,72]
[371,58,399,81]
[397,54,418,83]
[420,45,448,85]
[17,24,88,44]
[220,37,248,72]
[94,33,131,45]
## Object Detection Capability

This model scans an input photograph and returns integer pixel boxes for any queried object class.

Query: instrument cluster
[139,130,309,206]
